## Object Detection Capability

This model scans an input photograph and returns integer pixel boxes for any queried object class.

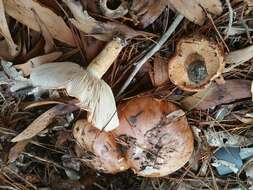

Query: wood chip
[4,0,75,46]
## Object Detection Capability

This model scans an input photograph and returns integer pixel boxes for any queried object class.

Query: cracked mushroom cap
[168,37,224,91]
[73,120,129,173]
[114,96,194,177]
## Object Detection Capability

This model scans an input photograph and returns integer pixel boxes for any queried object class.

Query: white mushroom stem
[31,38,125,131]
[87,37,125,79]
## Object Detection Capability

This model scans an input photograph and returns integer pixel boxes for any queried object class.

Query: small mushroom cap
[168,37,224,91]
[113,96,194,177]
[73,120,129,173]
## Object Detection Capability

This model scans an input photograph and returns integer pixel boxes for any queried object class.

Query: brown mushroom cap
[113,96,194,177]
[168,37,224,91]
[73,120,129,173]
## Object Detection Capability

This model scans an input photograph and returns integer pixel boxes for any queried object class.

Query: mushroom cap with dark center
[187,59,208,84]
[168,37,224,91]
[113,96,194,177]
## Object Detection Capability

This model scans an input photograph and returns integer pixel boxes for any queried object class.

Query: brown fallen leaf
[181,80,252,110]
[8,140,30,163]
[199,0,223,15]
[149,55,169,86]
[32,9,55,53]
[4,0,75,46]
[225,45,253,72]
[0,39,15,60]
[14,51,62,76]
[11,104,78,142]
[129,0,168,28]
[64,0,150,41]
[0,0,19,56]
[251,81,253,101]
[168,0,222,25]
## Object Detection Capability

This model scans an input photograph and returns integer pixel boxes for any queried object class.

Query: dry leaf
[168,0,222,25]
[181,80,252,110]
[8,140,30,162]
[198,0,223,15]
[32,9,55,53]
[0,39,15,60]
[225,45,253,72]
[14,51,62,76]
[149,56,169,86]
[11,104,78,142]
[130,0,168,28]
[4,0,75,46]
[204,128,253,147]
[252,81,253,101]
[0,0,18,56]
[168,0,205,25]
[64,0,148,41]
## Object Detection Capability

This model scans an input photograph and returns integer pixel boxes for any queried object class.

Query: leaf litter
[0,0,253,189]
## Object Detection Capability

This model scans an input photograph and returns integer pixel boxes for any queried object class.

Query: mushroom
[168,37,224,91]
[31,37,126,131]
[95,0,128,19]
[114,96,194,177]
[73,120,129,173]
[74,96,194,177]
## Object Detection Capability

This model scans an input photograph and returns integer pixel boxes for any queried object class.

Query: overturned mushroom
[31,37,125,131]
[74,96,194,177]
[168,37,224,91]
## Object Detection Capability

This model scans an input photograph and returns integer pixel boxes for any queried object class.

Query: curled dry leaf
[32,9,55,53]
[204,128,253,147]
[0,0,18,56]
[11,104,78,142]
[0,39,15,60]
[64,0,147,41]
[31,38,125,131]
[129,0,168,28]
[14,51,62,76]
[8,140,30,163]
[4,0,75,46]
[181,80,252,110]
[225,45,253,72]
[168,0,222,25]
[149,55,169,86]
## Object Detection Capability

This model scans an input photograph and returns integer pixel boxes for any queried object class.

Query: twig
[224,0,234,39]
[116,14,184,97]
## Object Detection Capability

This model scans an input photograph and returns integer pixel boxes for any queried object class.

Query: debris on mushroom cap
[114,96,194,177]
[168,37,224,92]
[73,119,129,173]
